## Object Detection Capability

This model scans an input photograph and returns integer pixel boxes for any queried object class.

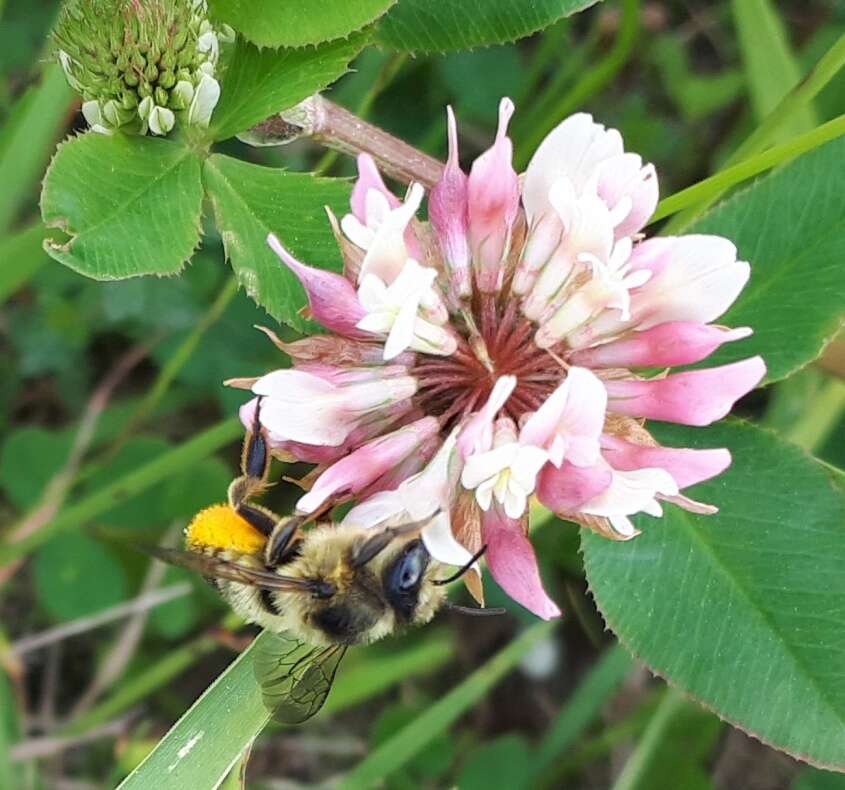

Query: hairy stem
[314,52,408,176]
[251,94,444,187]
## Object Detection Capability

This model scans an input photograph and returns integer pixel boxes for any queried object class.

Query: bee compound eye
[393,540,428,591]
[399,554,424,590]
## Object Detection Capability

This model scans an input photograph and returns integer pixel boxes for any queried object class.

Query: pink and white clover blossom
[233,101,765,620]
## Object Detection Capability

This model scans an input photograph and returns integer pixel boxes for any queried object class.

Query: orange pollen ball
[185,503,266,555]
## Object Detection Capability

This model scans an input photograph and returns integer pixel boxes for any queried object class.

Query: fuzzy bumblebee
[144,398,494,723]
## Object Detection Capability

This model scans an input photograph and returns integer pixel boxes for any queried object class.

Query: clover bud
[52,0,226,137]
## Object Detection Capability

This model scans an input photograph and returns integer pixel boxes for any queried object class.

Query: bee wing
[137,544,314,593]
[254,632,348,724]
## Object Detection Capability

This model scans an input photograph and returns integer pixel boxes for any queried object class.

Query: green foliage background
[2,0,845,788]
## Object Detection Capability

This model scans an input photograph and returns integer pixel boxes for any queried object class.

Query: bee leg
[229,397,273,510]
[236,502,278,537]
[241,397,270,482]
[266,516,307,566]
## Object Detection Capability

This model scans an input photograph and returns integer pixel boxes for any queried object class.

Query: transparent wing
[253,632,348,724]
[137,544,313,593]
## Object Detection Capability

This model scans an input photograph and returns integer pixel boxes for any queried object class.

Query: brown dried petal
[603,413,657,445]
[565,512,641,541]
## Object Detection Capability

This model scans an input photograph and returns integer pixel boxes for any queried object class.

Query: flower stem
[651,111,845,222]
[254,94,445,188]
[314,53,408,176]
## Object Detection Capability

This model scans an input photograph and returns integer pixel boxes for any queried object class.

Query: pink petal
[296,417,439,513]
[467,98,520,292]
[604,357,767,426]
[429,106,471,299]
[536,460,613,513]
[519,367,606,467]
[457,375,517,458]
[267,234,368,337]
[351,153,400,222]
[358,433,439,500]
[596,154,658,237]
[482,508,561,620]
[626,236,750,330]
[570,322,753,368]
[600,434,731,489]
[271,403,418,465]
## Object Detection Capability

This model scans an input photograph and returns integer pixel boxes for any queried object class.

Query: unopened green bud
[52,0,225,136]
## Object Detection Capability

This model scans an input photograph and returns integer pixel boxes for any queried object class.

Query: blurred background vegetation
[2,0,845,787]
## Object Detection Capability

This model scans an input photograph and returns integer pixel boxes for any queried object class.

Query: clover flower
[52,0,229,136]
[234,99,765,619]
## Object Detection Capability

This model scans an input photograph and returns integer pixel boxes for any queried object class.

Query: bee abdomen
[259,588,282,616]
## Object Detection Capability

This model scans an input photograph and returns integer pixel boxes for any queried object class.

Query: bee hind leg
[229,397,273,511]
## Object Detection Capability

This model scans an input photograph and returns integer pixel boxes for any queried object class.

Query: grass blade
[0,64,75,234]
[338,621,555,789]
[0,417,243,569]
[117,630,452,789]
[0,221,52,302]
[532,642,633,779]
[732,0,817,137]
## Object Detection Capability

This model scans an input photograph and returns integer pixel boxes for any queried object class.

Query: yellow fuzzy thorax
[185,504,266,554]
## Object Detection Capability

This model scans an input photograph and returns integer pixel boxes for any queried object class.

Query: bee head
[277,526,445,646]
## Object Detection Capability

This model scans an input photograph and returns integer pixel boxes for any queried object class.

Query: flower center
[412,293,563,429]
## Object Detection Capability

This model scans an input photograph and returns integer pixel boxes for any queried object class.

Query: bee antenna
[443,600,506,617]
[432,544,488,586]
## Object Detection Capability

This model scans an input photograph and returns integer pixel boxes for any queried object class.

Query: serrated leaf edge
[579,419,845,772]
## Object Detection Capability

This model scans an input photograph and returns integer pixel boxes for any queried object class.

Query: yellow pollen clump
[185,504,266,555]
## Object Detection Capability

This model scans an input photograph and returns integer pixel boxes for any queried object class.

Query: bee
[142,399,494,724]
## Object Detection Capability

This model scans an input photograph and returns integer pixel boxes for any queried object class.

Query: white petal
[461,444,518,490]
[609,515,639,538]
[188,74,221,127]
[356,310,395,334]
[148,105,175,136]
[356,273,389,311]
[383,292,419,360]
[137,96,154,121]
[252,369,336,400]
[474,477,496,511]
[581,467,678,517]
[504,488,528,520]
[358,183,424,284]
[510,446,549,491]
[408,317,458,356]
[341,213,375,250]
[523,113,623,223]
[343,490,405,527]
[389,259,436,303]
[82,100,103,128]
[252,370,350,445]
[630,236,750,330]
[422,512,475,567]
